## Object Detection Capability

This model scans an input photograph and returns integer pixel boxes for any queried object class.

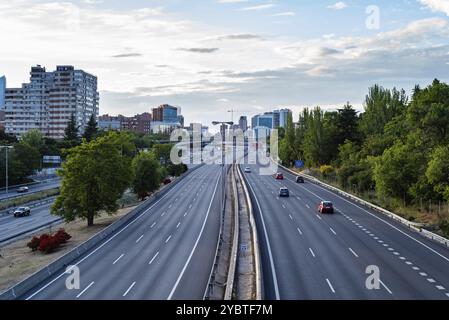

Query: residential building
[99,114,121,131]
[273,108,292,128]
[4,65,99,139]
[151,104,183,133]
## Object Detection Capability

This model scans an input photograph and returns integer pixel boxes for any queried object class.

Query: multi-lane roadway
[21,164,223,300]
[0,180,60,201]
[241,163,449,300]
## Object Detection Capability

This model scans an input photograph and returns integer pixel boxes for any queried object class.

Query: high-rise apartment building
[273,108,292,128]
[4,65,99,139]
[238,116,248,131]
[0,76,5,110]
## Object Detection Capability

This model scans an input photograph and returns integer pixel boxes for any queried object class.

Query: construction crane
[227,108,250,124]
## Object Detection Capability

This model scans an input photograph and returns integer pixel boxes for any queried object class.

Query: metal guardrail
[0,165,203,300]
[236,164,263,300]
[274,160,449,248]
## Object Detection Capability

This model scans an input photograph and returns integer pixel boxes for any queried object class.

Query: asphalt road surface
[241,163,449,300]
[0,202,60,244]
[21,164,223,300]
[0,180,60,202]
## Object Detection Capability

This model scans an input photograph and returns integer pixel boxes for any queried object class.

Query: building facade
[0,76,5,110]
[273,108,292,128]
[238,116,248,131]
[99,114,121,131]
[4,65,99,139]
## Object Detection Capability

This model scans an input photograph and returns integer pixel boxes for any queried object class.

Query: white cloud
[327,2,348,10]
[418,0,449,16]
[272,12,296,17]
[239,4,275,11]
[218,0,248,3]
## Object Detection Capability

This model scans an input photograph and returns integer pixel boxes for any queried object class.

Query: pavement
[0,180,60,202]
[241,163,449,300]
[20,164,224,300]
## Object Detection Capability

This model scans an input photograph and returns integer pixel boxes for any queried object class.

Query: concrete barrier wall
[0,165,203,300]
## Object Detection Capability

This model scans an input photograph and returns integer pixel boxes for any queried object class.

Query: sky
[0,0,449,127]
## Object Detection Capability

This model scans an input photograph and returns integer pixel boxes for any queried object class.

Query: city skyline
[1,0,448,126]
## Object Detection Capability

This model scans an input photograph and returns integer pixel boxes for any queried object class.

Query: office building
[0,76,5,110]
[273,108,292,128]
[151,104,183,134]
[4,65,99,139]
[238,116,248,131]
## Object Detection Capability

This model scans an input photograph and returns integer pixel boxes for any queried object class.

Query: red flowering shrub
[28,229,72,254]
[27,236,41,251]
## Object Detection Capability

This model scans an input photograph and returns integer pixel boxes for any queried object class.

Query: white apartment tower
[5,65,99,139]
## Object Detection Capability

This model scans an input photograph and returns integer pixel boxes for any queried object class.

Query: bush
[320,165,335,176]
[27,229,72,254]
[27,236,40,252]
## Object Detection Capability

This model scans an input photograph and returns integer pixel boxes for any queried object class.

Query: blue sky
[1,0,449,126]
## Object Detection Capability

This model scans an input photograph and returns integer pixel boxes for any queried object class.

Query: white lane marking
[150,222,156,229]
[123,282,136,297]
[308,182,449,263]
[446,293,449,298]
[349,248,359,258]
[189,204,192,209]
[184,211,188,217]
[309,248,316,258]
[243,174,280,300]
[176,222,181,229]
[165,235,172,244]
[289,214,293,220]
[420,272,428,277]
[282,204,286,209]
[326,279,335,294]
[25,167,204,300]
[388,248,394,251]
[379,279,393,295]
[436,285,445,290]
[297,227,303,235]
[113,254,125,265]
[76,281,94,299]
[306,204,310,209]
[412,266,420,271]
[161,212,166,217]
[297,197,301,201]
[149,252,159,265]
[399,257,406,260]
[427,278,436,283]
[316,214,322,220]
[329,227,337,235]
[405,261,413,265]
[168,173,222,300]
[136,235,144,243]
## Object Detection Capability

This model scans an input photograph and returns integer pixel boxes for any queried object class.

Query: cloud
[418,0,449,16]
[217,0,248,3]
[111,53,143,58]
[216,34,261,40]
[272,12,296,17]
[178,48,220,53]
[327,2,348,10]
[239,4,275,11]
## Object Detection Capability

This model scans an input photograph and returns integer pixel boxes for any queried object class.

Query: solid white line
[329,227,337,235]
[167,173,221,300]
[326,279,335,293]
[297,227,303,235]
[165,235,172,243]
[150,222,156,228]
[76,281,94,299]
[149,251,159,265]
[136,235,144,243]
[309,248,316,258]
[25,167,202,300]
[308,182,449,264]
[349,248,359,258]
[379,279,393,295]
[123,282,136,297]
[113,254,125,265]
[244,172,281,300]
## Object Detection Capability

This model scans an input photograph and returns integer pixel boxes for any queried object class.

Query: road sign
[43,155,61,164]
[295,160,305,168]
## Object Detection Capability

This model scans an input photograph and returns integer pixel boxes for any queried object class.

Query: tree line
[279,79,449,229]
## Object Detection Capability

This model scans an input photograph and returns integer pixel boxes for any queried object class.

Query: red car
[318,201,334,214]
[275,173,284,180]
[163,177,172,185]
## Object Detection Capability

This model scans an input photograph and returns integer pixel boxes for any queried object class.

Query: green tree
[21,129,45,152]
[132,151,164,200]
[426,145,449,201]
[52,132,133,226]
[64,114,79,143]
[83,114,99,142]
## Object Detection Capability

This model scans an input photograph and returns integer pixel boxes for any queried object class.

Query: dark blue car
[279,187,290,197]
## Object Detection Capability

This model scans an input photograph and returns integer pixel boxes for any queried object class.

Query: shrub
[38,236,59,254]
[320,165,335,176]
[54,229,71,244]
[27,236,40,252]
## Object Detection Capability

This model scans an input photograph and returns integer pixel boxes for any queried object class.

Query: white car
[244,167,251,173]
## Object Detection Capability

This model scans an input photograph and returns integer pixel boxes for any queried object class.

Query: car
[163,177,172,185]
[14,207,31,217]
[318,201,334,214]
[296,176,305,183]
[17,186,29,193]
[279,187,290,197]
[275,173,284,180]
[244,167,251,173]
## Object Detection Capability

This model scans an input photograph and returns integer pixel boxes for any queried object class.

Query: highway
[0,180,60,201]
[241,162,449,300]
[21,164,223,300]
[0,201,60,244]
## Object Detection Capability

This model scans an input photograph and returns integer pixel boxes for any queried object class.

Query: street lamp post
[212,121,233,166]
[1,146,14,194]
